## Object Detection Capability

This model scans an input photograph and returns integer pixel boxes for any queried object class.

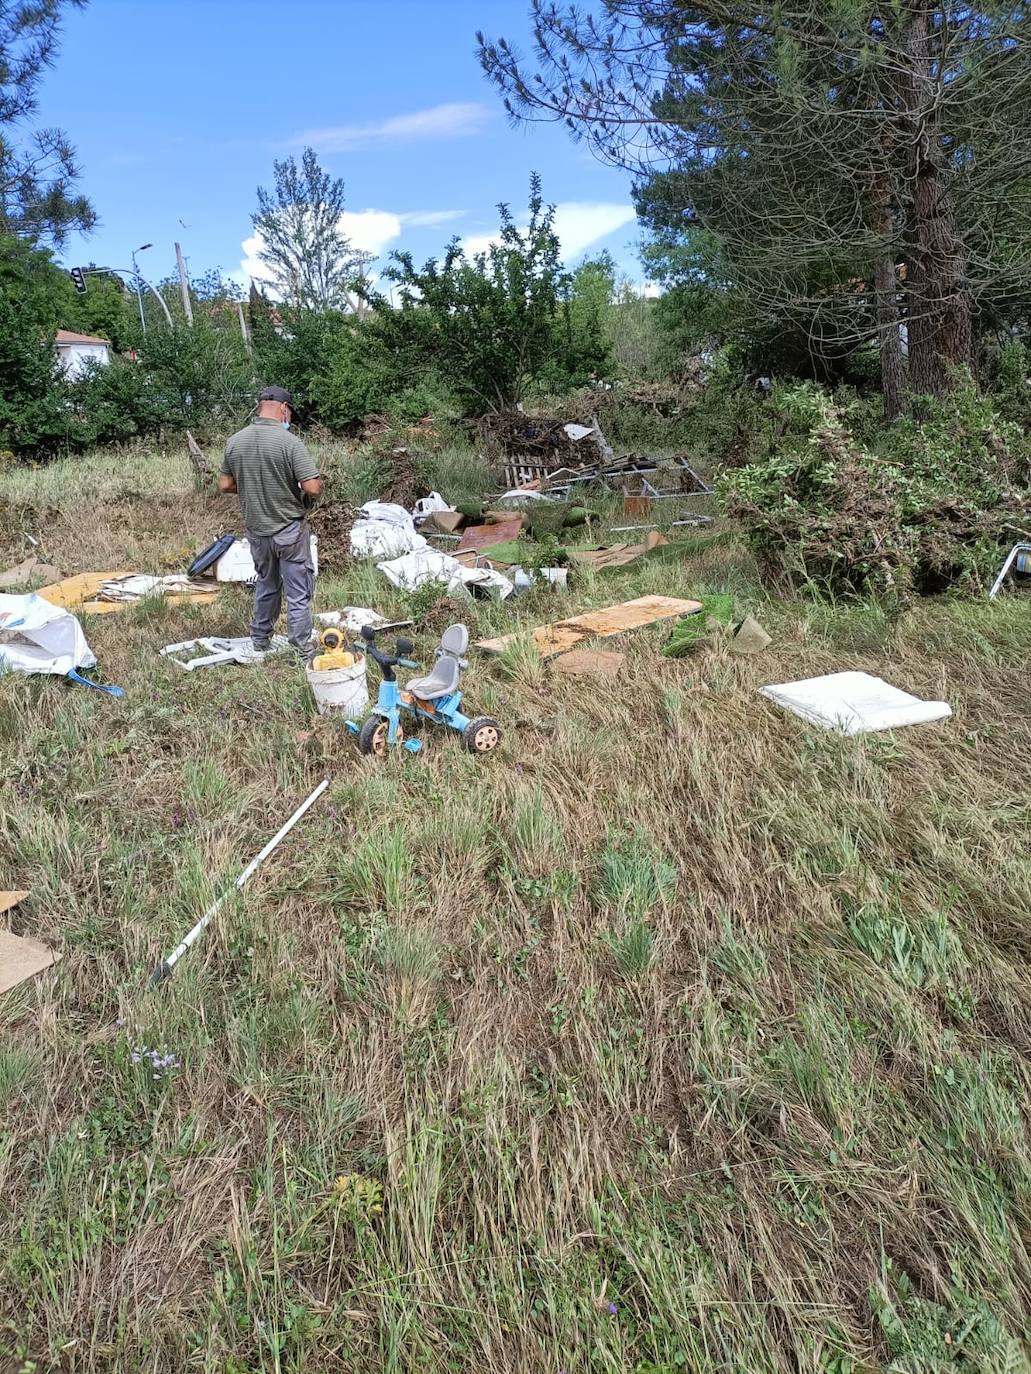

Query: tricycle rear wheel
[463,717,501,754]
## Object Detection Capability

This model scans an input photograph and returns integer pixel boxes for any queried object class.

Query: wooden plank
[0,892,29,917]
[38,572,218,615]
[476,595,702,658]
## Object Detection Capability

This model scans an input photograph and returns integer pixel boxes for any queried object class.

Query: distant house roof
[55,330,111,346]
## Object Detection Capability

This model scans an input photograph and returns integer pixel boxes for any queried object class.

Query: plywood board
[0,891,29,916]
[456,517,526,555]
[0,928,59,995]
[39,571,218,615]
[38,570,131,609]
[477,595,702,658]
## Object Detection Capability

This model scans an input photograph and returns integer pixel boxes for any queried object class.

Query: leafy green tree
[0,0,95,246]
[561,253,616,386]
[374,175,607,413]
[132,318,254,435]
[251,147,368,311]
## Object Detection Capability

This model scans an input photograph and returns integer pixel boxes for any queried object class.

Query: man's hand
[300,477,322,508]
[218,474,237,494]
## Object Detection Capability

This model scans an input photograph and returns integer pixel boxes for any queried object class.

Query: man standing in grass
[219,386,322,659]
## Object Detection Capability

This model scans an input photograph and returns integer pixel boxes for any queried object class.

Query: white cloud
[400,209,466,229]
[237,207,468,290]
[462,202,638,263]
[290,102,491,153]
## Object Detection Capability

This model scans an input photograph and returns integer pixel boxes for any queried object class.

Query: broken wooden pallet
[476,595,702,659]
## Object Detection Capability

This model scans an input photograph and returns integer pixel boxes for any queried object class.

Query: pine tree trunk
[871,176,905,420]
[875,254,906,419]
[899,3,973,398]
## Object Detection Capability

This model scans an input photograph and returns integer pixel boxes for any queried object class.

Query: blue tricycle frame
[342,624,501,757]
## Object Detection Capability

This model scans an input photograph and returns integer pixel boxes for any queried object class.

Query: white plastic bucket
[306,653,369,718]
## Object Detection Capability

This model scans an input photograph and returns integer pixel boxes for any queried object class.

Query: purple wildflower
[607,1302,617,1315]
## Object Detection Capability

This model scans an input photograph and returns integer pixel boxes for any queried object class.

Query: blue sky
[39,0,645,293]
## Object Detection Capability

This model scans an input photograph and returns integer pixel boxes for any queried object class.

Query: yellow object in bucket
[312,648,355,671]
[312,625,354,671]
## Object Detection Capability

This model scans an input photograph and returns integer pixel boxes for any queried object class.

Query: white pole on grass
[148,779,330,987]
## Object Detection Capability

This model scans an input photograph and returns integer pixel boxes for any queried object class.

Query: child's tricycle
[344,623,502,757]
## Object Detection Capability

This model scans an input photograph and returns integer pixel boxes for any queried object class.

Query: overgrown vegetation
[3,441,1031,1372]
[720,378,1031,600]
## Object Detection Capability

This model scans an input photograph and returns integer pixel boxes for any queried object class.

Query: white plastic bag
[412,491,454,523]
[0,593,96,676]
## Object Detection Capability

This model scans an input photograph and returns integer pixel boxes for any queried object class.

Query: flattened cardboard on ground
[39,570,218,615]
[553,649,626,678]
[570,530,667,571]
[422,510,465,536]
[0,892,60,996]
[477,595,702,658]
[0,558,63,591]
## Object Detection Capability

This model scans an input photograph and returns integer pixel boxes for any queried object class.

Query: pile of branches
[307,473,356,572]
[719,381,1031,600]
[377,445,424,509]
[477,411,595,466]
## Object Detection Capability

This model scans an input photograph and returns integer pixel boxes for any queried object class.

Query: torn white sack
[0,593,96,676]
[350,501,428,559]
[316,608,390,633]
[760,671,951,735]
[97,574,202,602]
[376,549,514,599]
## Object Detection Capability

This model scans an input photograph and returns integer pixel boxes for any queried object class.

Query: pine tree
[479,3,1031,413]
[0,0,95,246]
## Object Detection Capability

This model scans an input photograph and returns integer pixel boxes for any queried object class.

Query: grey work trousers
[248,518,314,653]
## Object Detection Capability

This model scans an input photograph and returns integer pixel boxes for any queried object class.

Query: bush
[68,357,175,444]
[986,339,1031,430]
[0,296,81,454]
[719,378,1031,600]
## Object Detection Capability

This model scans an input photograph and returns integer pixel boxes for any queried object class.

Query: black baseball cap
[259,385,293,405]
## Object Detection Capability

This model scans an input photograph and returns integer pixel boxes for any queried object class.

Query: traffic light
[70,266,87,294]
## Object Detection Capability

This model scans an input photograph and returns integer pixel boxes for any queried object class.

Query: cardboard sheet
[39,571,218,615]
[570,531,667,570]
[0,894,59,995]
[553,650,626,678]
[477,595,702,658]
[0,558,63,591]
[0,930,59,994]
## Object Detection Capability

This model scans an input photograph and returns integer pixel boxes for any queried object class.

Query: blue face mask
[282,421,290,430]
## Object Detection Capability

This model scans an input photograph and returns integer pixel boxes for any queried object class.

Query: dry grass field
[1,441,1030,1373]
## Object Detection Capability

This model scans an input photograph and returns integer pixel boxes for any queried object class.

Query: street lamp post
[131,242,153,333]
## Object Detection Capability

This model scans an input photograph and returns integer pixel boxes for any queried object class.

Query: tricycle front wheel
[358,716,403,756]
